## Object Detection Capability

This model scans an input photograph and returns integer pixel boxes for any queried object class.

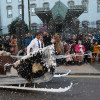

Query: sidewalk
[0,63,100,78]
[56,63,100,75]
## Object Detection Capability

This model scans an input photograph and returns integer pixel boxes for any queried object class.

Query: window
[6,0,12,3]
[18,5,22,15]
[97,0,100,12]
[68,1,74,7]
[43,2,49,8]
[7,6,12,18]
[82,0,88,13]
[82,21,89,27]
[31,4,36,16]
[96,20,100,29]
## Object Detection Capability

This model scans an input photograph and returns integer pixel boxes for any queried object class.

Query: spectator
[77,32,83,41]
[92,41,100,59]
[75,40,85,63]
[51,35,55,44]
[94,32,100,43]
[4,36,11,52]
[24,33,33,52]
[59,36,64,54]
[0,36,3,51]
[23,34,28,47]
[70,35,77,44]
[27,32,42,55]
[89,33,96,44]
[66,33,72,44]
[39,34,44,48]
[64,42,70,53]
[70,35,78,64]
[65,48,73,64]
[83,35,91,63]
[70,35,77,53]
[9,35,18,55]
[53,34,61,55]
[43,32,51,47]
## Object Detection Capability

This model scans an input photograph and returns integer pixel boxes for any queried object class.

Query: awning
[35,1,85,24]
[35,8,52,24]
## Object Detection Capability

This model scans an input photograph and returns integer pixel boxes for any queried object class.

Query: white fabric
[27,38,41,55]
[79,45,84,54]
[91,36,95,44]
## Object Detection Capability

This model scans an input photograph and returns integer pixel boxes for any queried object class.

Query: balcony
[69,5,85,10]
[35,7,50,12]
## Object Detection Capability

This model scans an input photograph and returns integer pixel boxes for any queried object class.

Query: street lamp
[20,0,25,49]
[28,0,31,33]
[22,0,24,31]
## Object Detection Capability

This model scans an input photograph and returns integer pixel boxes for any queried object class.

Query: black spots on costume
[16,60,32,81]
[50,66,55,74]
[43,65,48,73]
[16,51,48,81]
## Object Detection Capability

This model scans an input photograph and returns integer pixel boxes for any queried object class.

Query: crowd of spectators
[0,34,18,55]
[0,31,100,65]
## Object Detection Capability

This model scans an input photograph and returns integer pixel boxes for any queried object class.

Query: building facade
[0,0,2,35]
[0,0,100,34]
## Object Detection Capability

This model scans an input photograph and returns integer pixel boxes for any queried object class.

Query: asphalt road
[0,76,100,100]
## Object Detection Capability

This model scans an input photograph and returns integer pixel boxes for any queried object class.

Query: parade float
[0,44,73,93]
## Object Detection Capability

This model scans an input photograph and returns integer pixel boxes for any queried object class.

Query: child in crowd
[65,48,73,64]
[92,41,100,61]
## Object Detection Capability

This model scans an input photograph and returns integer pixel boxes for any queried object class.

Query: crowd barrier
[0,51,100,75]
[11,52,100,64]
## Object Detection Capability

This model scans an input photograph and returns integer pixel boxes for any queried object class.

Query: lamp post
[21,0,24,49]
[28,0,31,33]
[22,0,24,32]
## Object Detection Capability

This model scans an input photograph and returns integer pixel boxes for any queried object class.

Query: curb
[69,73,100,75]
[0,75,19,78]
[55,72,100,76]
[1,73,100,78]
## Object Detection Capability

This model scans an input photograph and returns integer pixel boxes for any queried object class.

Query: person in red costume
[75,40,85,63]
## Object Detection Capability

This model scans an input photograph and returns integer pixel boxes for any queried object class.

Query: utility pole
[21,0,25,49]
[28,0,31,33]
[22,0,24,31]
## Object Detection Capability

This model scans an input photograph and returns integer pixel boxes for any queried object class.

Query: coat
[0,40,3,50]
[75,44,85,54]
[43,35,51,47]
[54,34,61,54]
[4,39,11,52]
[82,39,91,51]
[10,39,18,55]
[93,44,100,53]
[23,37,33,48]
[94,34,100,41]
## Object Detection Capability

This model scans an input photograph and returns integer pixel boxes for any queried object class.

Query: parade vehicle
[0,45,73,93]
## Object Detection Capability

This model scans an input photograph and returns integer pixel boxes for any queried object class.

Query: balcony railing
[69,5,85,10]
[35,7,50,12]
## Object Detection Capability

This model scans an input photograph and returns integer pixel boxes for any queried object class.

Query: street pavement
[0,63,100,100]
[0,76,100,100]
